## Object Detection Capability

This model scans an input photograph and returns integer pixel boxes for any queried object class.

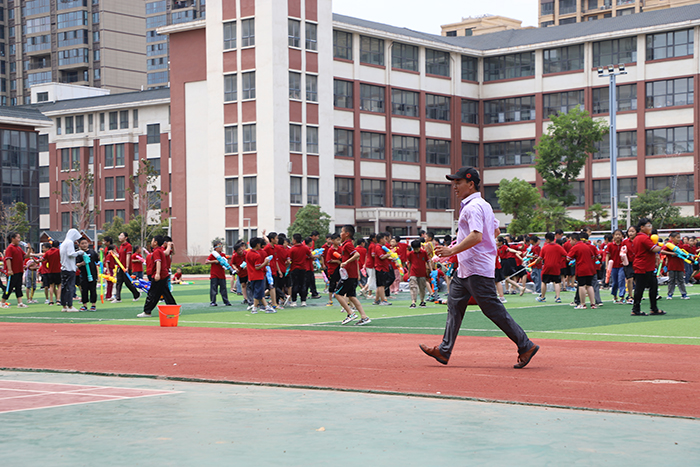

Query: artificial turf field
[1,279,699,346]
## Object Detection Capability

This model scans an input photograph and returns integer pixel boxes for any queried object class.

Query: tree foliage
[534,106,608,206]
[628,187,680,227]
[585,203,609,228]
[495,178,540,235]
[99,215,167,249]
[534,198,570,233]
[288,205,332,238]
[0,201,30,248]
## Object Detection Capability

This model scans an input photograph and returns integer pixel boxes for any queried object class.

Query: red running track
[1,323,698,418]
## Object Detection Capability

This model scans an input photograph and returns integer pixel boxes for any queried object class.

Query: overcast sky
[332,0,539,34]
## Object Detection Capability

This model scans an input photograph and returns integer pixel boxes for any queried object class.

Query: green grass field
[2,280,699,345]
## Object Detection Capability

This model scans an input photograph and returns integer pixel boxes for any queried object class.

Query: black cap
[446,166,480,183]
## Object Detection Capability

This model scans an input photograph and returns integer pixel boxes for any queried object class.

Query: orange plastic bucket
[158,305,181,327]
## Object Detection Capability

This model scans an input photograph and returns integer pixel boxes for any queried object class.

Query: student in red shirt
[567,232,598,309]
[406,239,430,308]
[230,242,250,305]
[631,219,670,316]
[263,233,280,308]
[605,229,626,303]
[245,237,274,313]
[275,234,290,303]
[44,240,62,305]
[39,242,51,304]
[205,242,232,307]
[137,235,176,318]
[336,225,371,326]
[621,226,637,303]
[104,245,117,300]
[664,232,689,300]
[131,245,146,280]
[324,234,342,306]
[373,233,393,305]
[303,237,317,302]
[288,233,311,306]
[537,232,568,303]
[114,232,141,303]
[526,235,543,295]
[2,233,28,308]
[361,234,377,299]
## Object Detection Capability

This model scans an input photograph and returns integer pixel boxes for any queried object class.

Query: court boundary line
[2,367,697,421]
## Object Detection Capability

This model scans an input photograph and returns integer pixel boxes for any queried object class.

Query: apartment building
[539,0,700,27]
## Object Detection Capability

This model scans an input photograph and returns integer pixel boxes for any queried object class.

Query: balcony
[172,0,196,10]
[26,57,51,71]
[59,69,89,84]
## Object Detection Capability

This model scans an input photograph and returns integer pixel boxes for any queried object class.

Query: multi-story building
[539,0,700,27]
[145,0,206,89]
[157,1,700,263]
[441,15,528,37]
[29,84,171,232]
[3,0,146,106]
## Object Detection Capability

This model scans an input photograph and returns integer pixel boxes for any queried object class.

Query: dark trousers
[210,277,230,304]
[307,270,318,296]
[633,271,659,314]
[60,271,76,307]
[80,279,97,304]
[143,276,176,315]
[274,275,286,304]
[115,269,140,300]
[440,275,534,358]
[2,274,23,300]
[290,269,307,302]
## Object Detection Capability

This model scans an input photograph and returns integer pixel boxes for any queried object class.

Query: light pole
[167,216,177,238]
[598,64,627,232]
[623,195,637,230]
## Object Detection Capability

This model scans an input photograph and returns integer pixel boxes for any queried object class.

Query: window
[290,124,302,152]
[225,230,239,254]
[243,176,257,204]
[147,124,160,144]
[115,176,125,200]
[393,181,419,208]
[26,16,51,34]
[40,197,50,215]
[61,180,69,202]
[333,30,352,60]
[108,112,118,130]
[426,184,451,210]
[146,1,166,15]
[147,72,168,85]
[426,49,450,77]
[65,116,74,135]
[150,158,161,175]
[559,17,577,25]
[392,135,419,163]
[147,57,167,71]
[570,181,585,207]
[71,148,80,170]
[392,43,418,72]
[224,22,236,50]
[426,139,450,165]
[426,94,450,121]
[360,132,385,160]
[57,29,89,48]
[25,35,51,53]
[593,178,637,205]
[484,186,501,210]
[646,29,693,61]
[461,56,478,81]
[119,110,128,129]
[115,144,125,166]
[102,210,113,225]
[290,176,303,204]
[225,126,238,153]
[646,126,694,156]
[147,30,166,43]
[224,74,237,102]
[307,178,319,204]
[105,177,114,200]
[306,23,317,51]
[38,134,49,152]
[592,84,637,113]
[288,19,301,48]
[62,211,72,230]
[645,77,694,108]
[460,99,479,125]
[361,179,385,206]
[171,9,195,24]
[391,89,419,118]
[541,1,554,15]
[592,37,636,67]
[543,45,584,73]
[57,0,88,10]
[75,115,84,133]
[132,144,137,161]
[360,84,385,113]
[225,178,238,205]
[335,178,354,206]
[462,143,479,167]
[646,175,695,203]
[241,18,255,47]
[334,129,353,157]
[333,80,353,108]
[57,118,62,135]
[57,11,89,29]
[99,113,105,131]
[559,0,577,14]
[360,36,384,66]
[307,127,319,154]
[306,74,318,102]
[543,90,585,117]
[243,124,256,152]
[484,140,536,167]
[289,72,302,99]
[241,72,255,100]
[133,110,138,128]
[102,145,113,167]
[484,52,535,81]
[26,0,51,16]
[593,130,637,159]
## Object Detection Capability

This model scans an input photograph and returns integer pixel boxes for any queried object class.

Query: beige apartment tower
[539,0,700,27]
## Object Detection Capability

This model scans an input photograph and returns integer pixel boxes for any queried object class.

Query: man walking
[419,167,539,369]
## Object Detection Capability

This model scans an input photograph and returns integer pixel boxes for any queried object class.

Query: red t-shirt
[396,242,409,263]
[118,242,132,269]
[666,245,686,272]
[147,247,165,277]
[4,244,25,274]
[606,242,623,268]
[246,249,265,281]
[540,242,568,276]
[407,250,429,277]
[365,242,376,268]
[164,248,172,275]
[563,240,572,253]
[39,253,49,275]
[568,242,597,277]
[340,240,359,279]
[45,247,61,273]
[208,253,226,279]
[288,244,311,271]
[304,245,314,271]
[274,244,287,275]
[356,246,367,269]
[373,243,391,272]
[230,251,248,277]
[132,253,145,272]
[529,244,542,269]
[325,245,340,275]
[632,232,656,274]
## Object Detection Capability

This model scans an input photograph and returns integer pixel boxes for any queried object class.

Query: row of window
[289,72,317,101]
[289,125,318,153]
[54,112,161,140]
[224,176,257,205]
[333,29,693,82]
[225,176,319,206]
[224,72,256,102]
[223,19,255,50]
[335,129,457,165]
[288,19,317,51]
[594,126,695,159]
[334,178,451,209]
[223,125,257,154]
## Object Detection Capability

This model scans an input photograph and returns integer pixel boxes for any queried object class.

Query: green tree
[585,203,609,228]
[495,178,540,235]
[534,198,570,233]
[534,106,608,206]
[288,205,332,238]
[100,215,167,249]
[0,201,30,248]
[628,187,680,228]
